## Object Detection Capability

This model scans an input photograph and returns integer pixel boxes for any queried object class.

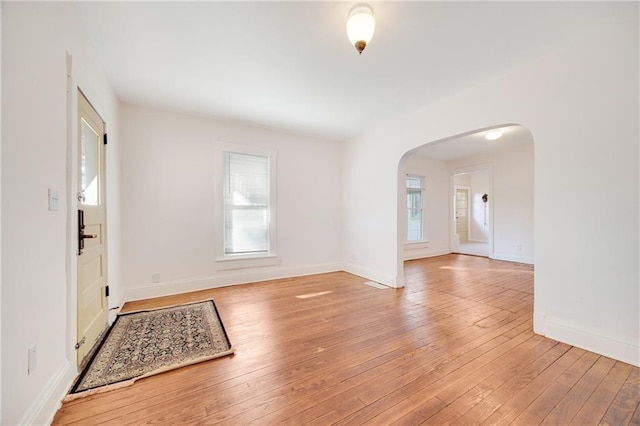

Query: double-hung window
[224,152,270,255]
[406,175,424,242]
[216,145,277,269]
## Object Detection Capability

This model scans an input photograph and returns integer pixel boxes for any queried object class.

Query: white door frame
[65,53,110,368]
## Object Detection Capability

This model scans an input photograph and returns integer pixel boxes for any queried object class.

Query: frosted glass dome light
[485,130,503,140]
[347,4,375,55]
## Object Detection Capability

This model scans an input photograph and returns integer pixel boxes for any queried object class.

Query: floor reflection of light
[295,291,333,299]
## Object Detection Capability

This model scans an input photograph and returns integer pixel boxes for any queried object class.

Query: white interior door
[76,91,107,365]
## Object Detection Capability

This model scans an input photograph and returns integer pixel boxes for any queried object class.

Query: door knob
[77,209,98,255]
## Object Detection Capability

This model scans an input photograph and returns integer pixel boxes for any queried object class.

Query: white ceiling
[410,125,532,160]
[77,1,622,142]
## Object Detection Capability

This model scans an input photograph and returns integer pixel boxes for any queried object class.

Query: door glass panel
[81,118,100,205]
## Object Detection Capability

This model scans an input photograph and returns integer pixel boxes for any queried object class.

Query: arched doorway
[397,124,534,271]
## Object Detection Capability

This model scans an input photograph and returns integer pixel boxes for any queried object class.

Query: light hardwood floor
[53,254,640,425]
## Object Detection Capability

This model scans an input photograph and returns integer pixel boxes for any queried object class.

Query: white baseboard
[535,314,640,367]
[123,263,342,302]
[108,305,122,324]
[342,262,400,288]
[19,360,76,426]
[491,253,534,265]
[404,249,451,261]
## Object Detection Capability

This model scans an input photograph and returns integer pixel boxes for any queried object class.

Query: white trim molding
[342,262,401,288]
[123,263,342,302]
[215,255,278,271]
[536,315,640,367]
[405,249,452,261]
[18,360,75,426]
[214,142,278,262]
[490,253,534,265]
[403,241,450,261]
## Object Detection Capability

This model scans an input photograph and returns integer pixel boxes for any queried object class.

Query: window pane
[224,207,269,254]
[407,176,421,189]
[407,209,422,241]
[81,118,100,205]
[406,175,423,241]
[223,152,270,255]
[407,189,421,210]
[225,153,268,206]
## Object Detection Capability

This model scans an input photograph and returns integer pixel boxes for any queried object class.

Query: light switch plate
[48,188,60,211]
[28,345,37,374]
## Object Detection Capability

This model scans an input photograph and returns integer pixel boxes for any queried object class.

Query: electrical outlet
[28,346,37,374]
[152,273,160,283]
[517,244,523,251]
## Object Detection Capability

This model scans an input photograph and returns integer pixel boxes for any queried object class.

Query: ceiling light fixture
[485,130,503,140]
[347,4,375,55]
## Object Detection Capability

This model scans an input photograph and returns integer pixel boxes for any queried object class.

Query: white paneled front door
[76,91,108,365]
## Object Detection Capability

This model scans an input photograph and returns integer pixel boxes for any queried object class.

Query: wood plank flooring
[52,254,640,425]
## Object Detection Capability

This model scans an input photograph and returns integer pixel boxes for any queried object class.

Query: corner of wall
[536,316,639,367]
[18,361,75,426]
[342,262,399,288]
[403,247,452,261]
[490,253,534,265]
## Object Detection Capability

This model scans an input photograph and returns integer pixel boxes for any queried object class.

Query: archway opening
[396,124,534,287]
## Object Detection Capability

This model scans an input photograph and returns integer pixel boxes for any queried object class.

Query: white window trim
[216,255,278,271]
[214,142,278,269]
[405,240,430,247]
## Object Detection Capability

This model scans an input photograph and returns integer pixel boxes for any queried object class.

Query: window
[215,145,277,269]
[406,175,424,242]
[223,152,270,255]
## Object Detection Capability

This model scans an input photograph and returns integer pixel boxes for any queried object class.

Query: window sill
[215,255,278,271]
[404,241,430,250]
[405,240,430,246]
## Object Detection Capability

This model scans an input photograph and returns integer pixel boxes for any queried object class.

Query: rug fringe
[119,298,217,316]
[63,346,235,402]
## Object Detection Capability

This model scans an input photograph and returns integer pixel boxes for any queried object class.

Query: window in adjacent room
[406,175,424,242]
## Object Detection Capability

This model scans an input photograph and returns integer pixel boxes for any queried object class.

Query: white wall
[120,103,342,300]
[450,143,534,263]
[402,154,450,260]
[2,3,121,424]
[453,173,471,186]
[0,3,3,421]
[342,5,639,366]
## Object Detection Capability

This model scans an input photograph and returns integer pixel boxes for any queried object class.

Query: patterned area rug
[65,299,234,401]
